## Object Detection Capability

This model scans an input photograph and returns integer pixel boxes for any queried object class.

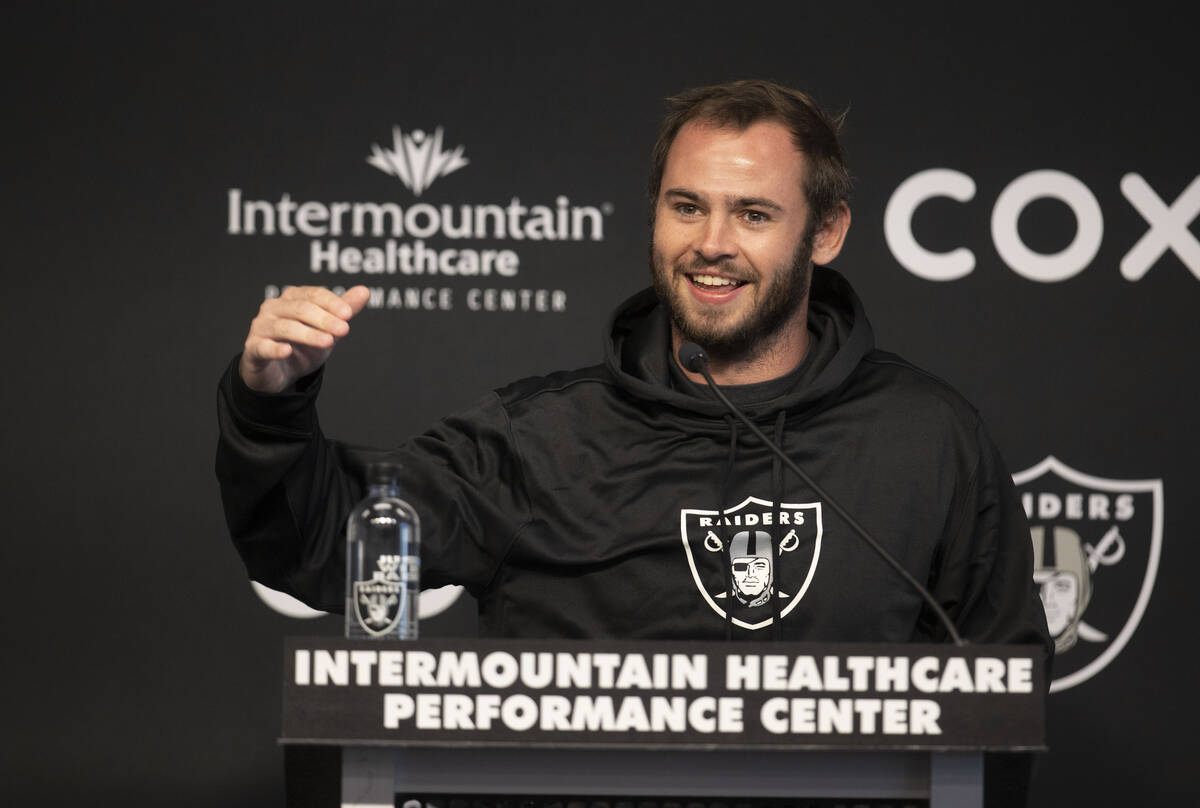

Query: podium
[282,638,1045,807]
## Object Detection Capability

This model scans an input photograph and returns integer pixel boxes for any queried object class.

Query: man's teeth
[690,274,741,288]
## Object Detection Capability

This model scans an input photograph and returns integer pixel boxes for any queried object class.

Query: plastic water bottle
[345,462,420,639]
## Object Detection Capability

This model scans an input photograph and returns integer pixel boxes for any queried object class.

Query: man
[218,79,1048,648]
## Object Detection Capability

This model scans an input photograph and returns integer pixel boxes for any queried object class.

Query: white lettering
[910,700,942,734]
[992,170,1103,282]
[436,651,481,688]
[726,655,759,690]
[1120,173,1200,280]
[481,652,519,688]
[379,651,403,686]
[519,652,553,689]
[884,168,978,280]
[911,657,940,694]
[406,651,437,687]
[294,649,310,685]
[501,694,538,731]
[938,657,975,693]
[974,658,1007,693]
[823,657,850,692]
[349,650,376,685]
[1008,658,1034,693]
[442,693,475,729]
[382,694,414,728]
[614,655,653,690]
[313,650,348,686]
[415,693,441,729]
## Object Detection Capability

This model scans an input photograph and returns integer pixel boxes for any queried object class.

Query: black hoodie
[216,267,1050,652]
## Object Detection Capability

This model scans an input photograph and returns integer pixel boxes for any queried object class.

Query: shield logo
[1013,457,1163,693]
[351,555,405,637]
[680,495,822,630]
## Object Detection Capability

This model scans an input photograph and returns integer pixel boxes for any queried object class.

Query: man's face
[732,556,772,597]
[651,120,824,363]
[1036,570,1080,636]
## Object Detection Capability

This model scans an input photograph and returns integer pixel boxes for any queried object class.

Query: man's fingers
[341,285,371,319]
[273,285,368,324]
[261,298,352,335]
[243,336,293,365]
[253,316,337,350]
[289,299,352,337]
[287,286,356,319]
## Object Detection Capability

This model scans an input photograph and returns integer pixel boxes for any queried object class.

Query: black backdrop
[5,3,1198,805]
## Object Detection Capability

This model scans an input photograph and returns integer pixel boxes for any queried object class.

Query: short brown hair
[648,80,851,229]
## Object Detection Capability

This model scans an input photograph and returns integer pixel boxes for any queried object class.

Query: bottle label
[352,554,417,637]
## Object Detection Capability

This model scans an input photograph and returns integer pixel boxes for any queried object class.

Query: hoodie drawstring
[717,414,738,641]
[770,410,787,641]
[719,410,787,641]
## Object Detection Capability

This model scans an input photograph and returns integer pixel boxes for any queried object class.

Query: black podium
[282,638,1045,807]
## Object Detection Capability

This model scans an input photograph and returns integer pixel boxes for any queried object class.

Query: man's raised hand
[239,286,371,394]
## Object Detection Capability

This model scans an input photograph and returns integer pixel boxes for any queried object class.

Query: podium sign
[283,637,1045,751]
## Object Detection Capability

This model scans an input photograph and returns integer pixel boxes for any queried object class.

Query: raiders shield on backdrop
[680,495,822,630]
[1013,457,1164,693]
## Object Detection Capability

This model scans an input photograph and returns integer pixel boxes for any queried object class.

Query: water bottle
[345,462,420,639]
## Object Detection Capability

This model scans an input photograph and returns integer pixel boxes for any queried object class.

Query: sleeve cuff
[224,354,324,433]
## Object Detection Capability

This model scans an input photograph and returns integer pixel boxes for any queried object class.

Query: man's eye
[743,210,769,224]
[676,203,701,216]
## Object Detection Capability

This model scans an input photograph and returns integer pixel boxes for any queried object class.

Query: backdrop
[5,3,1196,805]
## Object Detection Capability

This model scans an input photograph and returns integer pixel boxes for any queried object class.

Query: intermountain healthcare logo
[226,121,612,314]
[1013,457,1163,693]
[680,496,822,630]
[367,126,469,197]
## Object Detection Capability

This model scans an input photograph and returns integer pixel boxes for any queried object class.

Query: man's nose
[695,215,737,263]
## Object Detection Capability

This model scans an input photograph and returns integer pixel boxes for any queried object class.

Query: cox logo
[885,169,1200,282]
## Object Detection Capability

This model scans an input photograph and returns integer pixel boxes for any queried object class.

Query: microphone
[677,341,709,374]
[677,341,965,647]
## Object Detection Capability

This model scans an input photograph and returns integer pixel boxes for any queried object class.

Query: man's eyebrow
[732,196,784,212]
[663,188,785,213]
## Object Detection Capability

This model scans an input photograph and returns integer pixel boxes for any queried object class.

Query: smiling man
[218,78,1047,658]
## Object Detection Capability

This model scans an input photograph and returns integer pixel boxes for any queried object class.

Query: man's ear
[811,202,851,265]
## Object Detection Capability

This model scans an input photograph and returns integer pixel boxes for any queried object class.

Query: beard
[650,231,815,365]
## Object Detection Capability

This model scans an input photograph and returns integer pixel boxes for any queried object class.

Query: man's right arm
[216,285,371,610]
[216,284,528,612]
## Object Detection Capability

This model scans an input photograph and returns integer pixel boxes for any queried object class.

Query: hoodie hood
[604,266,875,421]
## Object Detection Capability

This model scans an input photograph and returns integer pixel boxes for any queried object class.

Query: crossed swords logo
[1074,524,1126,642]
[703,528,802,553]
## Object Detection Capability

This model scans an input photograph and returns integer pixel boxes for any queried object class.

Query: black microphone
[677,341,710,374]
[677,341,965,647]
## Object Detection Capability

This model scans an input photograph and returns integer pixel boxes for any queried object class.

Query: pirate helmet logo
[727,530,776,607]
[1031,526,1094,654]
